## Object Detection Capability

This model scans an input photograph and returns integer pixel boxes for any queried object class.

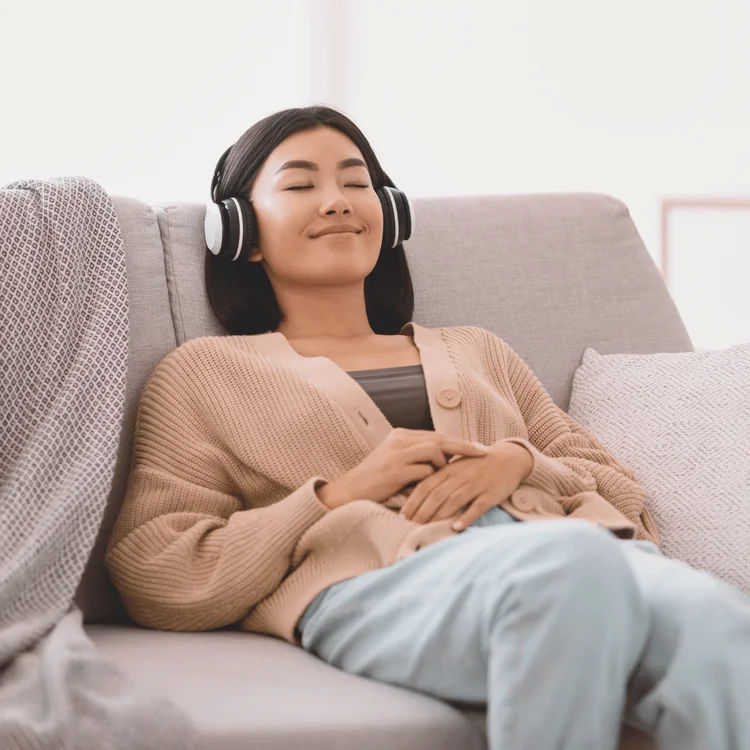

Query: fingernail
[452,521,463,531]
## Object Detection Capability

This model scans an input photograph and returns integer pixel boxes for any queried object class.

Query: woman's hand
[317,428,489,510]
[398,441,533,531]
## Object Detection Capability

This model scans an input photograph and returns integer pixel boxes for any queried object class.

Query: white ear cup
[382,186,399,249]
[229,197,245,262]
[205,203,224,255]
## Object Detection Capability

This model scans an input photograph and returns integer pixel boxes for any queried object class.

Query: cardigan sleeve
[105,354,331,632]
[105,466,330,632]
[488,332,659,544]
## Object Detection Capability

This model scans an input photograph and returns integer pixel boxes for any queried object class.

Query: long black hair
[205,105,415,336]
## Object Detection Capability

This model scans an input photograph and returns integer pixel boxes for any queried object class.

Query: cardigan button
[512,488,537,512]
[437,388,462,408]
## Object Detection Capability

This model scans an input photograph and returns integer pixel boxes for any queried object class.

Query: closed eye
[286,185,369,190]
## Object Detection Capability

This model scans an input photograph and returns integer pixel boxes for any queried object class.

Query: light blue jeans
[296,507,750,750]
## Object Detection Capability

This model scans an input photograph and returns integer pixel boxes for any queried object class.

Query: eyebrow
[275,157,367,174]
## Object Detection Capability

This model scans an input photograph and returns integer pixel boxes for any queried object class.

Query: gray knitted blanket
[0,177,197,749]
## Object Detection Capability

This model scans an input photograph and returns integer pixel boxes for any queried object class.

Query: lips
[313,225,362,238]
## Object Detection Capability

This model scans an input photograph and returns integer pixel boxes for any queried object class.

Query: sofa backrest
[75,192,693,624]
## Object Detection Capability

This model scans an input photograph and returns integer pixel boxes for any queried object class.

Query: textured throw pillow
[567,342,750,593]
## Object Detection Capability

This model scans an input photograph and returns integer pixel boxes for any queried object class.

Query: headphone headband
[210,146,233,203]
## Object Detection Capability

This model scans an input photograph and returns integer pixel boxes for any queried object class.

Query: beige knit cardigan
[105,322,659,643]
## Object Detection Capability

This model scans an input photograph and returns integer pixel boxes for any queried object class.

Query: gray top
[346,365,433,431]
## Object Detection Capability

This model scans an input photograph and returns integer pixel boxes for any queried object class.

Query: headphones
[205,145,416,262]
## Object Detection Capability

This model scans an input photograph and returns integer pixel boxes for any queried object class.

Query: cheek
[363,196,384,234]
[254,200,309,249]
[264,199,304,229]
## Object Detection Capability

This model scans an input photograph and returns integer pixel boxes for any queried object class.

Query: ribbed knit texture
[105,325,657,643]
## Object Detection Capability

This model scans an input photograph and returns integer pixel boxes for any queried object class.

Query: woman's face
[247,126,384,290]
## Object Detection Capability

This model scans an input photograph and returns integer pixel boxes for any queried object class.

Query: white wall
[2,0,748,349]
[0,0,311,206]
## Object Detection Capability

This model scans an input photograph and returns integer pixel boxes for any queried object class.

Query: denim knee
[502,520,643,617]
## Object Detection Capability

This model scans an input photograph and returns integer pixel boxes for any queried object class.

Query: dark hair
[205,105,415,336]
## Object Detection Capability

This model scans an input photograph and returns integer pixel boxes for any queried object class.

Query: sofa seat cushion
[85,624,653,750]
[84,624,485,750]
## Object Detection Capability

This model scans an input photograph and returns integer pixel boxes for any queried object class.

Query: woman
[106,105,750,750]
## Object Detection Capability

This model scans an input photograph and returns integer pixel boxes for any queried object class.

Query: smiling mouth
[316,230,361,238]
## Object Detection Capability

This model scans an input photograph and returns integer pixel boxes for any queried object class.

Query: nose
[319,191,353,216]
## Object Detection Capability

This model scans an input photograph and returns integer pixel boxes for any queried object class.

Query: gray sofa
[75,191,693,750]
